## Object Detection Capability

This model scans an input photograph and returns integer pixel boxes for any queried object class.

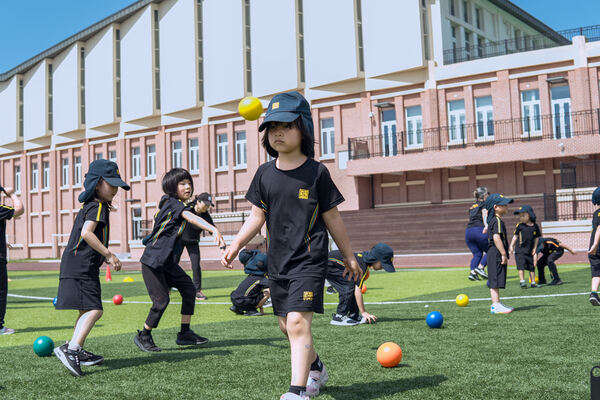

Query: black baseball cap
[197,192,214,207]
[514,204,536,222]
[258,91,314,137]
[363,243,395,273]
[78,159,130,203]
[593,187,600,205]
[486,193,513,207]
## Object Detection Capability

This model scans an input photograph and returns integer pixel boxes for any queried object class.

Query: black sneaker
[468,273,479,281]
[245,309,264,316]
[530,283,542,288]
[590,292,600,306]
[79,349,104,366]
[520,281,527,288]
[474,267,488,279]
[53,343,83,377]
[326,286,336,295]
[176,330,209,346]
[134,330,161,352]
[548,279,563,286]
[229,305,245,315]
[538,279,547,285]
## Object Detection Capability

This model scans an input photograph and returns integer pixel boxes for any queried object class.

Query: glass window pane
[551,85,570,100]
[448,100,465,111]
[475,96,492,107]
[381,109,396,122]
[321,118,334,129]
[405,106,421,118]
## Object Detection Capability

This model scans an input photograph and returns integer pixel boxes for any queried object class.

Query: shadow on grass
[512,304,554,312]
[16,325,80,333]
[325,375,448,399]
[374,317,423,323]
[89,349,232,374]
[173,337,287,351]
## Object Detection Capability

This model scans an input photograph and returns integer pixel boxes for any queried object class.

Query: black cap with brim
[257,91,314,137]
[258,111,300,132]
[78,159,130,203]
[593,187,600,205]
[514,205,536,222]
[104,176,131,190]
[364,243,395,273]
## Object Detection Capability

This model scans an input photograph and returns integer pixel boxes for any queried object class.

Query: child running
[134,168,227,352]
[509,205,541,289]
[221,91,361,400]
[54,160,129,376]
[588,187,600,305]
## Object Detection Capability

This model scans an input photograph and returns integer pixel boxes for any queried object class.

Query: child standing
[509,205,541,289]
[485,193,514,314]
[0,186,24,335]
[588,187,600,305]
[221,91,361,400]
[134,168,227,352]
[54,160,129,376]
[536,237,575,285]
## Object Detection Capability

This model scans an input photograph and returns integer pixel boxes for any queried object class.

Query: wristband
[220,246,226,250]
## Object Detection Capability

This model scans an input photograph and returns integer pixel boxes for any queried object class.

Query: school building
[0,0,598,264]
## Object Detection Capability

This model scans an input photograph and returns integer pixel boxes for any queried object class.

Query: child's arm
[509,235,517,254]
[256,288,270,313]
[493,233,507,265]
[354,285,376,324]
[80,220,121,271]
[322,207,362,282]
[590,229,600,255]
[182,210,226,249]
[481,208,488,233]
[2,187,24,218]
[532,237,539,264]
[221,206,266,268]
[560,242,576,255]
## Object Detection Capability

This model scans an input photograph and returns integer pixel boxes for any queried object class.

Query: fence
[560,160,600,189]
[543,189,597,221]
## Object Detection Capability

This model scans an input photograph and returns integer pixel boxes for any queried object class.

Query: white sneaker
[330,314,360,326]
[306,363,328,396]
[280,392,309,400]
[0,327,15,335]
[490,303,513,314]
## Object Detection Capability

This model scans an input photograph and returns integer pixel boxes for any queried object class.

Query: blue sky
[0,0,599,72]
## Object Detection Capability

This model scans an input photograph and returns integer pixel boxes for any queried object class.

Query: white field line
[8,291,591,306]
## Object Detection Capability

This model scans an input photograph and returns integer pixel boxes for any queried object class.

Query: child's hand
[3,187,13,196]
[106,253,122,271]
[221,245,239,269]
[509,246,514,254]
[501,254,507,265]
[589,246,597,255]
[570,249,577,255]
[342,258,362,282]
[361,312,377,324]
[482,227,488,234]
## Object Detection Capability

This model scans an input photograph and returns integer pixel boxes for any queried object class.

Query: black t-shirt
[141,195,192,269]
[246,159,344,280]
[231,275,269,300]
[488,216,509,259]
[466,201,485,228]
[537,237,562,256]
[328,250,368,288]
[591,208,600,256]
[181,210,214,242]
[513,222,540,254]
[0,204,15,263]
[60,201,110,278]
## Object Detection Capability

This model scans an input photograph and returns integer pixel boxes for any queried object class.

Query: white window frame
[320,118,335,159]
[42,161,50,190]
[405,106,423,149]
[146,144,156,178]
[447,100,466,144]
[74,156,82,187]
[61,158,69,188]
[188,138,199,173]
[235,131,247,167]
[521,90,542,137]
[95,152,103,160]
[475,96,494,141]
[172,141,182,168]
[551,85,572,139]
[109,150,117,162]
[131,147,141,180]
[15,166,21,194]
[380,109,398,157]
[31,162,38,192]
[217,134,228,169]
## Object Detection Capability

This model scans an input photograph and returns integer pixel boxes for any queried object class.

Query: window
[95,152,103,160]
[243,0,252,93]
[31,162,38,191]
[521,90,541,136]
[551,85,572,139]
[74,156,82,186]
[147,145,156,178]
[43,161,50,190]
[464,30,472,60]
[131,147,141,179]
[380,109,398,157]
[131,207,143,240]
[80,47,85,125]
[405,106,423,148]
[15,166,21,194]
[320,118,335,158]
[515,29,522,50]
[450,0,457,16]
[153,10,161,110]
[475,7,483,30]
[115,29,122,118]
[172,141,182,168]
[297,0,305,82]
[18,79,23,137]
[217,134,228,169]
[447,100,466,143]
[47,63,53,131]
[109,150,117,162]
[235,131,247,167]
[61,158,69,187]
[451,24,458,62]
[189,138,199,173]
[476,35,484,57]
[475,96,494,140]
[462,0,470,23]
[355,0,364,72]
[421,0,430,60]
[196,0,204,102]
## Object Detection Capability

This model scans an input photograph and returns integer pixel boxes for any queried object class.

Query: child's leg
[490,288,500,304]
[141,265,170,330]
[529,270,536,284]
[283,312,316,387]
[592,277,600,291]
[70,309,103,349]
[518,270,525,281]
[167,265,196,325]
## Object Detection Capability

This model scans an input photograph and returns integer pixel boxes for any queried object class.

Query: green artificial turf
[0,266,597,399]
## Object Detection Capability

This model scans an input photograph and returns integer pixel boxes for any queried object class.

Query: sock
[70,311,93,350]
[142,327,152,336]
[289,385,306,395]
[311,355,323,372]
[520,280,525,283]
[68,341,81,352]
[181,323,190,333]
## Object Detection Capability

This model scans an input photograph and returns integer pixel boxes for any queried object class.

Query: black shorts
[590,255,600,278]
[269,276,325,317]
[515,253,535,271]
[487,247,507,289]
[56,278,103,310]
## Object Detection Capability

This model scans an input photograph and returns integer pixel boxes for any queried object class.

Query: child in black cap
[54,159,130,377]
[588,187,600,305]
[222,91,361,400]
[485,193,514,314]
[535,237,575,286]
[327,242,395,326]
[0,186,24,336]
[230,249,270,316]
[134,168,227,353]
[509,205,541,288]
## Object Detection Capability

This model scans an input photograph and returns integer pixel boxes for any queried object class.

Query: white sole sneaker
[306,364,329,396]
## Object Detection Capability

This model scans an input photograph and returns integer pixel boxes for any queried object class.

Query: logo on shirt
[303,291,313,301]
[272,102,280,110]
[299,189,309,199]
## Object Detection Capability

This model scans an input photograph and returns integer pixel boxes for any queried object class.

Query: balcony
[443,24,600,65]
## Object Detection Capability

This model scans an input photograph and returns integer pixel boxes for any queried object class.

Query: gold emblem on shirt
[299,189,309,199]
[303,291,313,301]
